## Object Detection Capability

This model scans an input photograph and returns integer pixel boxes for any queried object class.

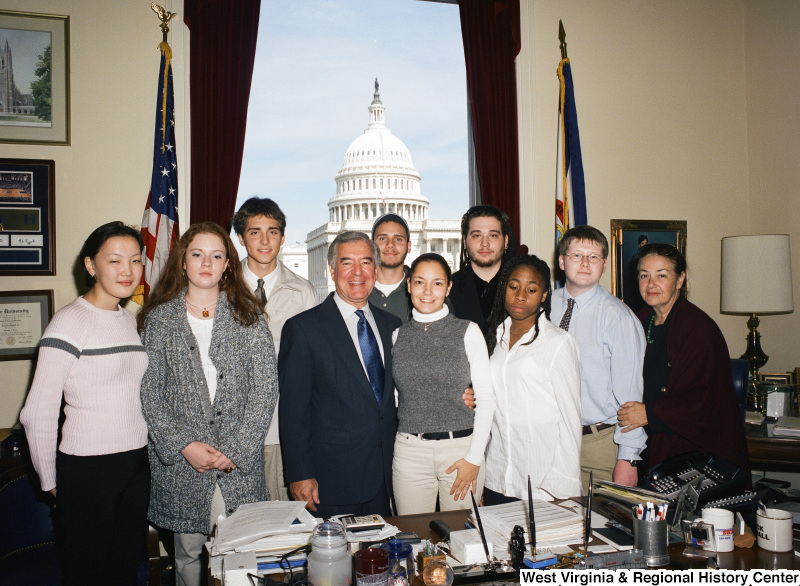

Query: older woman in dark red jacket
[617,244,749,474]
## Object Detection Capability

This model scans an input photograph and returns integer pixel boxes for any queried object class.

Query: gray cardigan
[140,290,278,534]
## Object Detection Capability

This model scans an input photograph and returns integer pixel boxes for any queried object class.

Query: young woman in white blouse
[483,255,582,505]
[20,221,149,585]
[391,253,496,514]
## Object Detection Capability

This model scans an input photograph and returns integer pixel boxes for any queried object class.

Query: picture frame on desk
[759,372,793,385]
[610,219,687,314]
[0,289,53,361]
[0,158,56,275]
[0,10,70,145]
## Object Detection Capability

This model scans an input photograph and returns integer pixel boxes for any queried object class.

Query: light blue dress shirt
[550,284,647,461]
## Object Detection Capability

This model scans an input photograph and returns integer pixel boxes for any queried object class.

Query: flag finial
[151,3,176,44]
[559,20,568,59]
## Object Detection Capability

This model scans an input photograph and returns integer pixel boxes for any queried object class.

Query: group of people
[18,200,749,585]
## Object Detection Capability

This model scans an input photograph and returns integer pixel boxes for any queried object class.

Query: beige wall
[2,1,798,428]
[519,0,797,376]
[0,0,187,427]
[743,0,800,379]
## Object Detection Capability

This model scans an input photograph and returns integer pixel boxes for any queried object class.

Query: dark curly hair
[458,205,517,268]
[484,254,552,356]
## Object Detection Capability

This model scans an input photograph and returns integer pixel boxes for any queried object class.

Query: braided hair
[484,254,552,356]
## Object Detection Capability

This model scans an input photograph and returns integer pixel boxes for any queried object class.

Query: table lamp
[720,234,794,381]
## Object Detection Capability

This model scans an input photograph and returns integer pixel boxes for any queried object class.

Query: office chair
[731,358,750,421]
[0,464,62,585]
[0,463,161,585]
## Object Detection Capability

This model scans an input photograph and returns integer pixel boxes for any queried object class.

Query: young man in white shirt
[369,214,412,323]
[550,225,646,490]
[231,197,318,501]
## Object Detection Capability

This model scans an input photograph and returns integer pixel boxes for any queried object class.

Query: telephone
[641,451,756,511]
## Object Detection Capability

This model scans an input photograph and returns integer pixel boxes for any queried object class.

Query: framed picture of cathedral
[0,10,69,145]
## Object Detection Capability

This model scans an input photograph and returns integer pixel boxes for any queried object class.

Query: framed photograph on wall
[610,219,687,313]
[0,158,56,275]
[0,289,53,360]
[0,10,70,145]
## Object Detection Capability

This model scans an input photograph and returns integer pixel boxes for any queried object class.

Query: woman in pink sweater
[20,221,150,586]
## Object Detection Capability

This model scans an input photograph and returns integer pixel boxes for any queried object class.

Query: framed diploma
[0,289,53,360]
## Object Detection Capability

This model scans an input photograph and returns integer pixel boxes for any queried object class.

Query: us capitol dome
[303,80,462,301]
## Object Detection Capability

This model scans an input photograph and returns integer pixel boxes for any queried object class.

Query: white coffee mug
[757,508,794,553]
[701,508,735,552]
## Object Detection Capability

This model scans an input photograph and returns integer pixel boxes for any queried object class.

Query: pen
[583,471,593,555]
[528,475,536,558]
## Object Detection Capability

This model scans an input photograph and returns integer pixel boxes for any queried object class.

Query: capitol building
[301,81,462,301]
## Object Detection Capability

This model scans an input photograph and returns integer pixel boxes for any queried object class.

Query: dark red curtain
[184,0,261,227]
[459,0,521,243]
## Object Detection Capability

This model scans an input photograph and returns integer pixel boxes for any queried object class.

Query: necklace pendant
[202,309,209,318]
[424,324,428,332]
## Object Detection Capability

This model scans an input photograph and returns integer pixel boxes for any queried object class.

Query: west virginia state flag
[555,58,586,250]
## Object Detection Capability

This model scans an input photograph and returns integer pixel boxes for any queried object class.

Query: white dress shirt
[550,284,647,461]
[485,315,582,500]
[242,257,279,299]
[333,293,385,379]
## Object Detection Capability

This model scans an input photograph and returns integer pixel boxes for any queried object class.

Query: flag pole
[559,20,568,59]
[132,3,181,306]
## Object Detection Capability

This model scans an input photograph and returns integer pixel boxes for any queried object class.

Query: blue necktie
[355,309,385,405]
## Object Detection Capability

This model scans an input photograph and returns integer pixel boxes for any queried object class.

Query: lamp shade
[720,234,794,314]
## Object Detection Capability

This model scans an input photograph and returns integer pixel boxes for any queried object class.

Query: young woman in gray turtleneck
[391,253,496,515]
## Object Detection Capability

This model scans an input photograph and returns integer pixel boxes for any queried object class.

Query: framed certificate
[0,158,55,275]
[0,289,53,360]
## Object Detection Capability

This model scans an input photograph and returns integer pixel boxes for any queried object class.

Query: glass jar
[307,521,352,586]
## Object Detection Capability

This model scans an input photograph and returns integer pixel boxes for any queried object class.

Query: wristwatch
[625,460,640,468]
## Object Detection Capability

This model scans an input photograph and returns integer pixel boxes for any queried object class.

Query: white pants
[174,484,226,586]
[392,432,485,515]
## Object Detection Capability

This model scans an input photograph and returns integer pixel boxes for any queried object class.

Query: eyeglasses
[563,252,604,264]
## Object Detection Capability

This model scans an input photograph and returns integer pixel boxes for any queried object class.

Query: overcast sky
[236,0,469,246]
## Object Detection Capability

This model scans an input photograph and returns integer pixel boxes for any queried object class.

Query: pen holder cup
[632,510,670,567]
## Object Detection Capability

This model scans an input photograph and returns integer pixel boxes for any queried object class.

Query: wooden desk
[746,424,800,471]
[384,508,800,571]
[214,506,799,583]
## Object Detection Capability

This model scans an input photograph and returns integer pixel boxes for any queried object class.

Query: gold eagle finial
[151,3,177,42]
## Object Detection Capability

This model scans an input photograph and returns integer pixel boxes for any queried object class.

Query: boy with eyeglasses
[551,226,646,491]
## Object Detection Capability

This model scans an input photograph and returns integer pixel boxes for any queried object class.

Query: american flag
[132,41,180,305]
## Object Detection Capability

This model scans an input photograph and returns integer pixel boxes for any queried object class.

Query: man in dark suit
[278,231,401,517]
[449,205,515,331]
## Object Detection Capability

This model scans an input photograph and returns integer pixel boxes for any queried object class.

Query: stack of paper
[208,501,321,581]
[593,481,668,508]
[469,500,584,559]
[774,416,800,438]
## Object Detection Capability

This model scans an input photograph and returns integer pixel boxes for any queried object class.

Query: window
[235,1,467,250]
